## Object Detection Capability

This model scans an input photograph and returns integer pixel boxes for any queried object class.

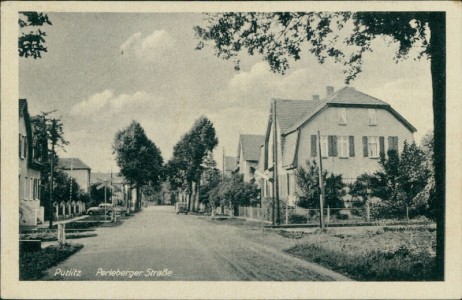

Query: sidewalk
[37,215,89,229]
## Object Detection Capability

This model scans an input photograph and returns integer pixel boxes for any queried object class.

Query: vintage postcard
[1,1,461,299]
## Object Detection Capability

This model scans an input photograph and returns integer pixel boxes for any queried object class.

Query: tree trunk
[429,13,445,281]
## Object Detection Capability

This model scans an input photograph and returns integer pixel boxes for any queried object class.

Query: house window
[338,108,347,125]
[368,109,377,126]
[23,136,27,158]
[338,136,349,158]
[320,136,328,157]
[30,178,34,200]
[24,177,28,200]
[368,136,379,158]
[19,134,27,159]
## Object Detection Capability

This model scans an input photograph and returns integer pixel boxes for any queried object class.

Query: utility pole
[317,131,325,229]
[48,118,57,229]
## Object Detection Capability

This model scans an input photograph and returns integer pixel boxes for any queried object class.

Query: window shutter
[332,136,338,157]
[311,135,317,157]
[328,136,333,156]
[379,136,385,156]
[349,136,355,157]
[19,134,22,157]
[388,136,398,151]
[362,136,368,157]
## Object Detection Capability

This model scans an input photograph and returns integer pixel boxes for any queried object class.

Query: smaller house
[237,134,265,182]
[223,156,237,177]
[19,99,44,226]
[58,158,91,193]
[91,172,125,205]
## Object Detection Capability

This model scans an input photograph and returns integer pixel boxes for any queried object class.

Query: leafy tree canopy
[195,12,435,83]
[168,116,218,190]
[113,120,164,189]
[31,111,69,182]
[295,159,345,209]
[19,11,52,58]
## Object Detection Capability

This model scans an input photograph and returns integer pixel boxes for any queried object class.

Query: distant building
[19,99,44,226]
[259,86,416,206]
[58,158,91,193]
[237,134,265,182]
[223,156,237,177]
[91,172,125,205]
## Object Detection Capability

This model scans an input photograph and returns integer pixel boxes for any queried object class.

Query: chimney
[312,95,320,101]
[326,86,334,96]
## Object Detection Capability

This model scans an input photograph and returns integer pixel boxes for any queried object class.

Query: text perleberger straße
[96,268,173,278]
[53,268,173,278]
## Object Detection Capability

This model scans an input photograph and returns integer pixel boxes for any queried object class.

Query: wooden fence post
[57,223,66,246]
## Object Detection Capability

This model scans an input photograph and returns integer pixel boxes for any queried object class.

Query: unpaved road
[42,206,350,281]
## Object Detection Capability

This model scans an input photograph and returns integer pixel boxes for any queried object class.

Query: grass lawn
[208,217,437,281]
[20,243,84,280]
[284,226,436,281]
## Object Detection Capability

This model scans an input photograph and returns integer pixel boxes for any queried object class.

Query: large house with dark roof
[19,99,44,226]
[58,158,91,193]
[259,86,416,205]
[237,134,265,182]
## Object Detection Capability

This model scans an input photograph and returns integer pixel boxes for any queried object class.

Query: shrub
[288,214,307,224]
[370,200,406,220]
[20,243,84,280]
[286,242,436,281]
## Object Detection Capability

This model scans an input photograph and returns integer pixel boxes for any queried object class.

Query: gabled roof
[272,99,322,134]
[19,98,42,170]
[323,86,389,106]
[224,156,237,172]
[264,87,416,171]
[19,99,27,116]
[58,158,91,170]
[286,86,416,134]
[238,134,265,162]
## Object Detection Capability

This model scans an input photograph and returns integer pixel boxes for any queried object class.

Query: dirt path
[42,206,350,281]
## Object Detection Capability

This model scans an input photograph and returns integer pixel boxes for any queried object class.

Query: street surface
[43,206,350,281]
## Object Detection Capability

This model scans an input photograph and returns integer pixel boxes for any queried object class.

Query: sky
[19,13,433,173]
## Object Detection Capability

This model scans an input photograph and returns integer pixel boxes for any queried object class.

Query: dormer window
[368,109,377,126]
[338,108,347,125]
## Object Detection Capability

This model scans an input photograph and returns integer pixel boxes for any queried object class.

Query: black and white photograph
[1,1,462,299]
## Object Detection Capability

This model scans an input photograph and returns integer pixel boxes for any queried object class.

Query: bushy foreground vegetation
[285,227,436,281]
[294,134,435,221]
[20,243,83,280]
